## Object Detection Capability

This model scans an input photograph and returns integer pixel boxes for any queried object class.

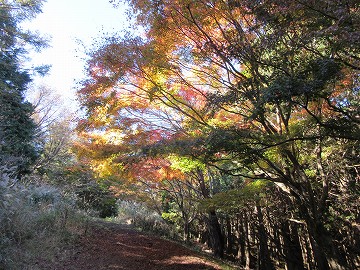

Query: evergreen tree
[0,0,46,176]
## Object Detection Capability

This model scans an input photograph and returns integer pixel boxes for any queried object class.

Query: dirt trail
[49,221,226,270]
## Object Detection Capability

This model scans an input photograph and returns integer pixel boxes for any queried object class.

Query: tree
[0,0,47,176]
[26,86,77,176]
[77,0,359,267]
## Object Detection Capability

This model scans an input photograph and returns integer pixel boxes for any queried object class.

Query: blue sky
[24,0,130,103]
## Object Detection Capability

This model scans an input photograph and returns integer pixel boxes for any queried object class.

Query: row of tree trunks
[194,197,358,270]
[165,166,357,269]
[256,204,275,270]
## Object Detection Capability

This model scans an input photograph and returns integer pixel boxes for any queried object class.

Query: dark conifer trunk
[282,221,305,270]
[308,229,330,270]
[237,216,247,267]
[208,210,224,258]
[256,204,275,270]
[300,204,330,270]
[225,217,234,254]
[245,215,253,269]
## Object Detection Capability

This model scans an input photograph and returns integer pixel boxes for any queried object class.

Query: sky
[23,0,131,105]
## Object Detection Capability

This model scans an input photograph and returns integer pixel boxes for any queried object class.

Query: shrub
[75,182,118,218]
[116,200,179,239]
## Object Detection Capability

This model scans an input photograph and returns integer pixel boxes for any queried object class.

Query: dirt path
[50,221,227,270]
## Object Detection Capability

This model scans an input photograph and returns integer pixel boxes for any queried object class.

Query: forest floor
[37,220,234,270]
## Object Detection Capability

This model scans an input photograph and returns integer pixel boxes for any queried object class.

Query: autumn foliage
[76,0,359,268]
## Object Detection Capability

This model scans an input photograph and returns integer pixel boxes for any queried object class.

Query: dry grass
[0,176,88,269]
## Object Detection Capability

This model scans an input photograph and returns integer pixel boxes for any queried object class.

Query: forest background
[0,0,359,269]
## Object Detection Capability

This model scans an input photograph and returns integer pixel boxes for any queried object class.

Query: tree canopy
[77,0,359,268]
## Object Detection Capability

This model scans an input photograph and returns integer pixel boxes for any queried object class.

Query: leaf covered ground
[40,221,231,270]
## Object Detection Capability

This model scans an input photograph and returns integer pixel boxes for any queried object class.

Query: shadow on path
[52,221,225,270]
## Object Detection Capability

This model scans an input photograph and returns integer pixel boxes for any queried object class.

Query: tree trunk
[197,168,224,257]
[300,204,330,270]
[302,229,315,269]
[256,204,275,270]
[308,229,330,270]
[208,210,224,258]
[225,216,234,255]
[237,216,246,267]
[183,219,190,241]
[244,213,253,269]
[282,221,305,270]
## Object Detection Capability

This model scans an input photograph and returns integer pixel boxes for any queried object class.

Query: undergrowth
[0,171,88,269]
[113,200,180,240]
